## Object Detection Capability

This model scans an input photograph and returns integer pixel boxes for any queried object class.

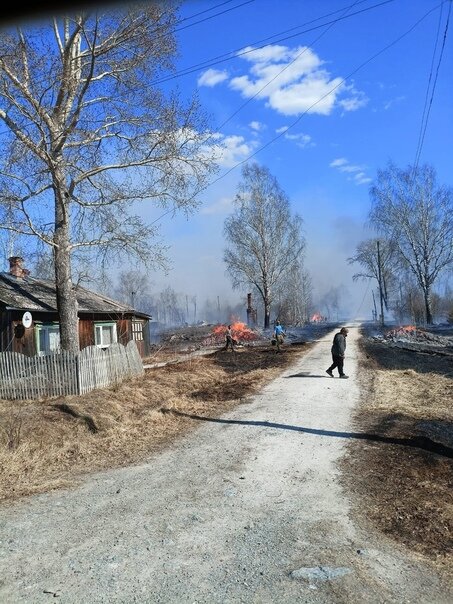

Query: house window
[132,321,143,341]
[94,322,117,348]
[36,324,61,355]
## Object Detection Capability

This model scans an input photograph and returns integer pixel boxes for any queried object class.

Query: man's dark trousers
[328,354,345,376]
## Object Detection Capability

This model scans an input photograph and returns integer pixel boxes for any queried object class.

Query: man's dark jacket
[331,333,347,357]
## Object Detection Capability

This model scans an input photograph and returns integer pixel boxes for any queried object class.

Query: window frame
[35,323,61,356]
[131,320,144,341]
[94,321,118,348]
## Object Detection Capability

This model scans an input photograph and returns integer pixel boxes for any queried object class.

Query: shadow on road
[285,372,331,378]
[160,409,453,460]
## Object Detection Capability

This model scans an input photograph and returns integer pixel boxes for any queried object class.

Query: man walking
[326,327,349,378]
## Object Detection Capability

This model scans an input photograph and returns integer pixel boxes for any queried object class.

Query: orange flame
[386,325,418,338]
[394,325,417,333]
[209,321,259,343]
[231,321,258,341]
[311,312,323,322]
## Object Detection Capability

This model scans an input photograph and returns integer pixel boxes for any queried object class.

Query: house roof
[0,272,151,319]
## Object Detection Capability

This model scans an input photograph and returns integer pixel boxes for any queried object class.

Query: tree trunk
[424,286,433,325]
[54,185,79,353]
[264,295,270,329]
[377,240,385,327]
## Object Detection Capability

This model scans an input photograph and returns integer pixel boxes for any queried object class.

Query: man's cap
[340,327,349,334]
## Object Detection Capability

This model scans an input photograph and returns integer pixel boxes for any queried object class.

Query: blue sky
[139,0,452,320]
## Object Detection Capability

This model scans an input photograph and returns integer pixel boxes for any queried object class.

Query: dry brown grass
[4,329,451,574]
[341,334,453,574]
[0,344,308,503]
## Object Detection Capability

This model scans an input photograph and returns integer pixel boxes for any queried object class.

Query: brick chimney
[8,256,30,278]
[246,292,257,327]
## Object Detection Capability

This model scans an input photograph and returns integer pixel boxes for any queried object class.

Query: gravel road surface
[1,326,451,603]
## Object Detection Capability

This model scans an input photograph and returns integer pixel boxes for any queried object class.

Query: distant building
[0,257,150,357]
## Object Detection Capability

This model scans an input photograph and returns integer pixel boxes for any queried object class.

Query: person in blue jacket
[326,327,349,378]
[273,320,286,352]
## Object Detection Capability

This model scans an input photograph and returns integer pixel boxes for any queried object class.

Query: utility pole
[372,290,378,322]
[217,295,221,322]
[376,240,385,328]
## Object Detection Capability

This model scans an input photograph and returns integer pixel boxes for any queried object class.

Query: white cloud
[340,164,363,173]
[282,132,313,148]
[338,95,368,112]
[209,133,258,168]
[184,128,256,170]
[330,158,362,173]
[200,196,234,216]
[338,83,368,113]
[353,172,372,185]
[330,157,371,185]
[238,44,299,64]
[198,68,229,87]
[229,44,366,117]
[249,120,265,132]
[383,95,405,110]
[275,126,313,147]
[330,158,348,168]
[269,74,344,116]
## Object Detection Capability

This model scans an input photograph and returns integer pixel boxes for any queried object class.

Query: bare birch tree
[369,163,453,324]
[0,7,218,351]
[223,163,305,328]
[278,261,313,325]
[159,286,184,326]
[113,269,152,312]
[348,238,397,311]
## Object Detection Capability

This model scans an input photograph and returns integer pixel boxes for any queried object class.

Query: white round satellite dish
[22,311,32,328]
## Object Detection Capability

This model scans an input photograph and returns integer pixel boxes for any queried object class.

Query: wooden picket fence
[0,341,144,400]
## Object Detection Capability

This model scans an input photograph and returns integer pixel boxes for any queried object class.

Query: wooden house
[0,257,150,358]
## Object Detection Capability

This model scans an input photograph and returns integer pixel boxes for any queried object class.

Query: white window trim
[132,320,144,341]
[94,322,118,348]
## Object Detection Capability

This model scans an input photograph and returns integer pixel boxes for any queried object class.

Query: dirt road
[0,327,451,603]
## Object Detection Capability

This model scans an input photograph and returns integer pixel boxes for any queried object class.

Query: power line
[0,2,255,137]
[149,2,445,227]
[176,0,243,26]
[413,0,451,170]
[414,6,443,165]
[204,2,445,191]
[215,0,363,133]
[413,2,444,170]
[181,0,366,168]
[0,1,394,141]
[145,0,248,37]
[3,1,448,236]
[0,2,382,140]
[128,0,255,42]
[170,0,256,35]
[152,0,376,84]
[150,0,395,86]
